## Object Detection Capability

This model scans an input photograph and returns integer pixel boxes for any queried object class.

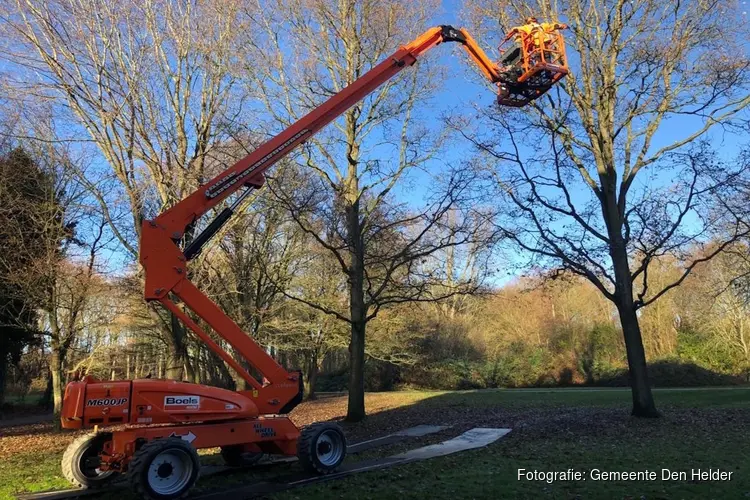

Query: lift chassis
[60,23,568,500]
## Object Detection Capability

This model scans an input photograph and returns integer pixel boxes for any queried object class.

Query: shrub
[400,361,482,390]
[363,360,400,392]
[595,360,745,387]
[314,366,349,392]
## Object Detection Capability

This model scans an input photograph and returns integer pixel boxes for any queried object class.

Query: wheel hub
[147,449,193,495]
[157,461,174,479]
[315,430,344,467]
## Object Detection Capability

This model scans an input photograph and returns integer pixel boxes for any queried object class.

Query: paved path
[0,413,53,428]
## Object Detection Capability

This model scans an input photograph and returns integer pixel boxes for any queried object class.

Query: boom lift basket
[497,27,569,107]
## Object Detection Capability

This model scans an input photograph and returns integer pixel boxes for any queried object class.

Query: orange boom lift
[60,23,568,499]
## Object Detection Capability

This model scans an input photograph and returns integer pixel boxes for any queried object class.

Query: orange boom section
[136,24,568,417]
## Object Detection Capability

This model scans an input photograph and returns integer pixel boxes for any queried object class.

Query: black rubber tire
[297,422,347,474]
[61,432,118,489]
[219,445,265,467]
[128,437,201,500]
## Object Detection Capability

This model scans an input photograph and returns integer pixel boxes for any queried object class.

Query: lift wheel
[61,432,119,489]
[297,422,347,474]
[128,437,201,500]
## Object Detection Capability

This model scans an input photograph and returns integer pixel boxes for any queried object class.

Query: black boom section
[183,185,257,260]
[183,207,233,260]
[440,25,467,44]
[278,370,305,415]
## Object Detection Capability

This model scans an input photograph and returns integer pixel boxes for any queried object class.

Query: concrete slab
[347,424,449,454]
[395,424,449,437]
[392,427,512,460]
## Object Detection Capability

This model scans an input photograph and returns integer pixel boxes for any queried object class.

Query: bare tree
[461,0,750,416]
[689,248,750,374]
[267,244,350,399]
[1,0,260,379]
[249,0,487,421]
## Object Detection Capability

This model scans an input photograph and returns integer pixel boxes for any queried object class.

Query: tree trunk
[0,349,7,407]
[207,348,234,389]
[40,370,53,409]
[610,244,659,417]
[600,164,659,418]
[346,197,367,422]
[50,348,64,429]
[167,313,188,380]
[614,295,658,416]
[347,320,366,421]
[305,350,319,400]
[239,359,254,390]
[149,304,192,381]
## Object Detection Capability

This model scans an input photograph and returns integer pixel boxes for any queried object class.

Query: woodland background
[0,0,748,421]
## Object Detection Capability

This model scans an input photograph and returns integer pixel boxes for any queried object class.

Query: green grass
[2,387,749,500]
[0,451,70,499]
[282,426,750,500]
[274,388,750,500]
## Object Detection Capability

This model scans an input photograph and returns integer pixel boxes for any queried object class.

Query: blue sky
[13,0,745,284]
[385,0,749,285]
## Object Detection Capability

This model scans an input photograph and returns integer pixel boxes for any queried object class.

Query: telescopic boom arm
[138,25,528,413]
[153,26,501,245]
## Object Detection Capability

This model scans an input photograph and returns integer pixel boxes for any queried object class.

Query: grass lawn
[2,392,43,406]
[0,450,68,499]
[1,387,749,500]
[279,388,750,500]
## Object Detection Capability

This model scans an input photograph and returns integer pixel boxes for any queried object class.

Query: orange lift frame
[141,26,525,410]
[60,23,568,499]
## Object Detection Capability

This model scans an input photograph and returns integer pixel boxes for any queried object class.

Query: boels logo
[164,395,200,407]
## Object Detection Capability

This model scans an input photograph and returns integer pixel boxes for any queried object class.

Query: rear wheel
[297,422,347,474]
[61,432,118,489]
[219,445,264,467]
[128,437,200,500]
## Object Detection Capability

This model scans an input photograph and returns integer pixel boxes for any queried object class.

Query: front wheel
[297,422,347,474]
[61,432,118,488]
[128,437,200,500]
